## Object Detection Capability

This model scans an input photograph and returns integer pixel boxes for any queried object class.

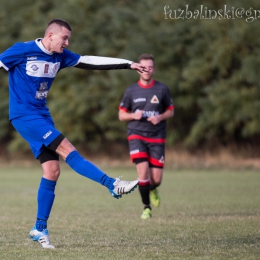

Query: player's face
[50,27,71,53]
[138,59,155,82]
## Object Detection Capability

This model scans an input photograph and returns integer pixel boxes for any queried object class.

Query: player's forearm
[158,109,174,121]
[74,56,133,70]
[118,110,135,121]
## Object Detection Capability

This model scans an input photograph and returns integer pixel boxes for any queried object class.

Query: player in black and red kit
[118,53,174,219]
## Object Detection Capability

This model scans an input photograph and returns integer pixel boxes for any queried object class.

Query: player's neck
[41,38,52,52]
[139,78,154,86]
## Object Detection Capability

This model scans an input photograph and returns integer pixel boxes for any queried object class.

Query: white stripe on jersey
[0,61,9,71]
[77,56,132,66]
[26,60,60,78]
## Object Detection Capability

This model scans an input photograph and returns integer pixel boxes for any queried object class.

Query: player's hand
[130,62,148,73]
[147,115,161,125]
[132,110,143,120]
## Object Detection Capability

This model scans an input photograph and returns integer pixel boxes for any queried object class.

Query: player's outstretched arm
[74,56,132,70]
[74,56,148,72]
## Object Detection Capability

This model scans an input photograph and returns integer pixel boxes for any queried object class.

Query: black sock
[150,184,156,191]
[139,184,150,206]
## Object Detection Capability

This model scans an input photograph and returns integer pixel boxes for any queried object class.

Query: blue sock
[36,177,56,231]
[65,150,115,190]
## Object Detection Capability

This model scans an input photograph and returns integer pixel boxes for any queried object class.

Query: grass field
[0,164,259,260]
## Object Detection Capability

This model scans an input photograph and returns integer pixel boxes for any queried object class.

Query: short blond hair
[138,53,155,67]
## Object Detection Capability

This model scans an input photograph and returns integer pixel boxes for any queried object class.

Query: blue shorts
[11,115,61,159]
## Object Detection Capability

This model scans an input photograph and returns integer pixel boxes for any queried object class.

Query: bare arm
[118,109,143,121]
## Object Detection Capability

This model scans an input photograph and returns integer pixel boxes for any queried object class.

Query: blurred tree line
[0,0,260,155]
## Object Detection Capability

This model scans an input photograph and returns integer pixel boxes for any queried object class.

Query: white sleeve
[0,60,9,71]
[74,56,133,70]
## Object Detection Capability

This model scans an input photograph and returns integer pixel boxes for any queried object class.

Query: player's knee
[43,165,60,181]
[153,179,162,187]
[52,168,61,180]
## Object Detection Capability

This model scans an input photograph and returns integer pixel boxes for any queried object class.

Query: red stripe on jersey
[118,106,128,112]
[128,135,166,143]
[138,79,155,88]
[148,157,164,167]
[167,105,175,110]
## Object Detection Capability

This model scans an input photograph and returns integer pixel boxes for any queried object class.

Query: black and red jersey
[119,80,174,137]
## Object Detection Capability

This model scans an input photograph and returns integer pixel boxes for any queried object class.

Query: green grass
[0,164,259,260]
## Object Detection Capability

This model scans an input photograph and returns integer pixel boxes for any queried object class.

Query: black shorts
[38,134,65,164]
[128,133,165,168]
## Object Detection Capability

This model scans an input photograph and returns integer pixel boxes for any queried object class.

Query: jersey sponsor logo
[143,110,159,117]
[142,110,159,118]
[130,149,139,155]
[27,56,37,61]
[53,63,59,74]
[44,64,49,73]
[31,65,39,71]
[26,61,60,78]
[43,130,52,139]
[151,95,159,104]
[35,82,49,99]
[133,98,146,103]
[135,109,160,118]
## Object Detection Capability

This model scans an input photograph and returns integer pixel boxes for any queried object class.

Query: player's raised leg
[56,136,138,198]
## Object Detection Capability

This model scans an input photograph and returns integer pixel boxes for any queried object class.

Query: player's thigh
[128,138,149,161]
[55,137,76,160]
[135,161,150,180]
[38,144,61,180]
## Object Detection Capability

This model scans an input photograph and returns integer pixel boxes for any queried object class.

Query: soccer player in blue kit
[118,54,174,219]
[0,19,148,248]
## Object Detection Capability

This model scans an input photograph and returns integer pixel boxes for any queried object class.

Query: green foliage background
[0,0,260,154]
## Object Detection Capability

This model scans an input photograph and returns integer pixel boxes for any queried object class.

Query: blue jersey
[0,38,80,120]
[0,37,132,158]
